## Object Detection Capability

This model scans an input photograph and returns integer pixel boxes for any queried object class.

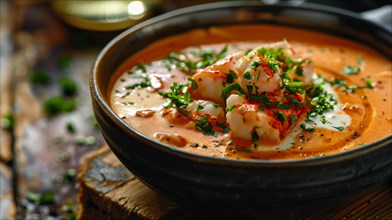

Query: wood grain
[77,145,392,220]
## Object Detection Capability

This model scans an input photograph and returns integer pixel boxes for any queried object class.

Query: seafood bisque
[109,25,392,160]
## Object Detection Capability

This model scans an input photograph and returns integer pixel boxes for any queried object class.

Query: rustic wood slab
[77,145,392,219]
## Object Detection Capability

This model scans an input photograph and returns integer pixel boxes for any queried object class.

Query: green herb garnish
[226,104,236,112]
[59,75,78,97]
[195,116,216,136]
[27,191,55,204]
[333,126,345,131]
[221,83,245,100]
[43,96,76,117]
[159,82,193,109]
[226,70,238,83]
[251,130,260,142]
[342,65,360,75]
[57,54,73,69]
[66,122,76,133]
[126,79,151,90]
[29,70,51,84]
[274,110,287,123]
[1,113,14,131]
[300,123,315,132]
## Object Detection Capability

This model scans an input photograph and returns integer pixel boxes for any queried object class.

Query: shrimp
[185,41,314,142]
[226,94,308,142]
[162,99,224,126]
[235,53,281,94]
[190,41,297,103]
[190,55,239,105]
[226,94,280,141]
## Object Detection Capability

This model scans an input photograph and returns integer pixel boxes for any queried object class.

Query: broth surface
[110,25,391,160]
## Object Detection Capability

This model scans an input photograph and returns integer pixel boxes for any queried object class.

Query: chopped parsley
[251,130,260,142]
[248,92,278,105]
[27,191,55,204]
[221,83,245,100]
[1,113,14,131]
[236,147,253,152]
[66,122,76,133]
[289,114,298,126]
[257,47,284,71]
[43,96,77,117]
[158,82,193,109]
[243,71,253,81]
[29,70,51,84]
[226,104,236,112]
[126,79,151,90]
[342,65,360,75]
[276,103,292,110]
[357,55,365,66]
[226,70,238,83]
[188,78,198,90]
[59,75,78,97]
[135,64,147,73]
[305,79,337,120]
[273,110,286,123]
[120,101,135,105]
[165,45,228,73]
[57,54,73,69]
[333,126,345,131]
[195,116,217,136]
[300,123,315,132]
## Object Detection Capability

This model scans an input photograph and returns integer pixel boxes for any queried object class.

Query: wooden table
[1,1,391,219]
[77,145,392,220]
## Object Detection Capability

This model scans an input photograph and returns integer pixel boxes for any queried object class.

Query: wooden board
[77,145,392,219]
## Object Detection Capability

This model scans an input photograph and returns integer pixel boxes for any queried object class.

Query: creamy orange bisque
[109,25,392,160]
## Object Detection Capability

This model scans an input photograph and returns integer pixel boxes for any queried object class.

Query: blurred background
[0,0,391,219]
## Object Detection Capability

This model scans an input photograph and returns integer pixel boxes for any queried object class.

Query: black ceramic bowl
[90,1,392,218]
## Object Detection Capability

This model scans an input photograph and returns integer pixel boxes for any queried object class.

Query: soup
[109,25,391,160]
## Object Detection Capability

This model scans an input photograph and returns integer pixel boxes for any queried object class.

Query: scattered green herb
[59,75,78,97]
[135,64,147,73]
[226,104,236,112]
[57,54,73,69]
[236,147,253,152]
[251,130,260,142]
[27,191,55,204]
[221,83,245,100]
[126,79,151,90]
[333,126,345,131]
[289,114,297,126]
[188,78,198,90]
[1,113,14,131]
[165,45,228,73]
[121,101,135,105]
[226,70,238,83]
[212,103,221,108]
[300,123,315,132]
[195,116,217,136]
[75,135,96,146]
[43,96,76,117]
[248,92,278,105]
[342,65,360,75]
[29,70,51,84]
[159,82,193,109]
[66,122,76,133]
[274,110,287,123]
[63,168,76,183]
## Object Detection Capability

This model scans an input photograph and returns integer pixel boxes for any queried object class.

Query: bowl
[90,1,392,217]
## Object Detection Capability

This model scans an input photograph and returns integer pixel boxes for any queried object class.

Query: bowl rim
[91,1,392,167]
